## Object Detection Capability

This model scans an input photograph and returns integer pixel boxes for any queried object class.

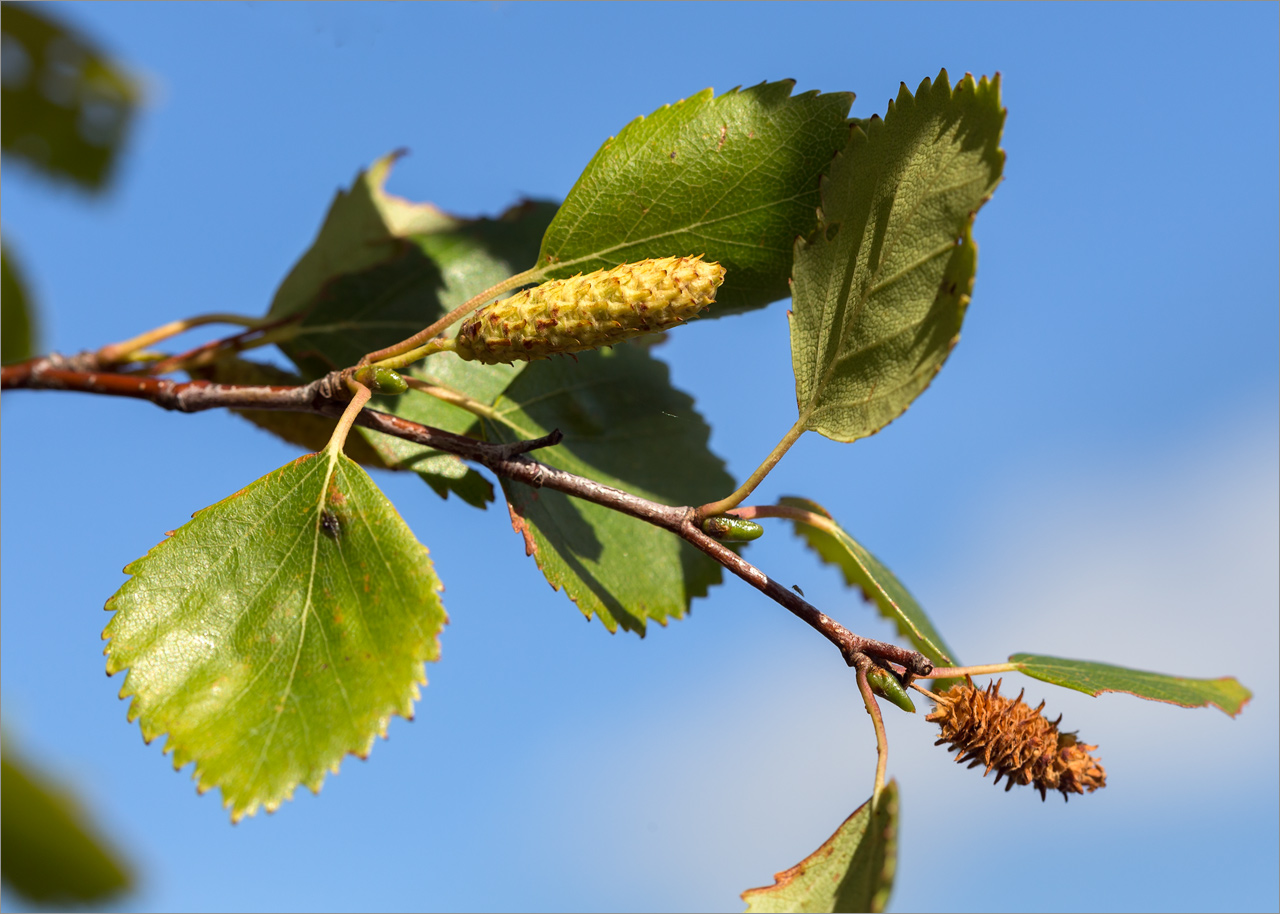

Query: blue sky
[2,3,1276,911]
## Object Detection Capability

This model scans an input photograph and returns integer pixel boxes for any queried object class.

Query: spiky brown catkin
[453,255,724,364]
[925,678,1106,801]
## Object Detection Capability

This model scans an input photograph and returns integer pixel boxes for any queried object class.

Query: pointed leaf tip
[790,70,1004,444]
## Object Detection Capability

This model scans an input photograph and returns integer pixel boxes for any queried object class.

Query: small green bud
[454,255,725,364]
[867,666,916,713]
[701,515,764,542]
[354,366,408,395]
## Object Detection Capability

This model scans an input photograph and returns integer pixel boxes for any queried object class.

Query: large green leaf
[742,782,898,914]
[537,81,853,315]
[790,71,1004,442]
[1,750,131,903]
[779,497,956,668]
[1009,654,1252,718]
[103,447,446,821]
[0,1,139,191]
[1,242,36,364]
[480,344,732,634]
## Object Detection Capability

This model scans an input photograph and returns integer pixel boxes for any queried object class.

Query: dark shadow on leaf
[284,241,448,378]
[504,483,647,633]
[505,346,732,508]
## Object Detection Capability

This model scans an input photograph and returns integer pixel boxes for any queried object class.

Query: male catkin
[453,256,724,364]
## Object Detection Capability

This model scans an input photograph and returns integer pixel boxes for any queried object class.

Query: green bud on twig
[453,256,724,364]
[701,515,764,542]
[354,366,408,395]
[867,666,916,713]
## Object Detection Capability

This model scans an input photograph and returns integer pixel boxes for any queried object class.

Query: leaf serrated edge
[778,497,956,667]
[792,68,1005,443]
[102,452,444,822]
[539,80,854,275]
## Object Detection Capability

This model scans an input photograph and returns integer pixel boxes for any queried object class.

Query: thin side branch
[3,357,933,676]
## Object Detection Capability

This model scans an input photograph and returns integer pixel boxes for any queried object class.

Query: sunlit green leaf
[538,81,853,316]
[0,1,139,190]
[103,447,446,821]
[779,496,956,669]
[790,70,1004,442]
[1009,654,1252,718]
[480,344,732,634]
[1,750,131,903]
[742,782,898,913]
[1,242,36,364]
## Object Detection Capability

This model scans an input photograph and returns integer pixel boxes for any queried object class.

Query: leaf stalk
[697,417,807,520]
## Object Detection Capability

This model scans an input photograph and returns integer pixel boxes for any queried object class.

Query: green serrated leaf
[103,447,446,821]
[790,70,1004,442]
[1009,654,1252,718]
[742,782,898,914]
[480,344,732,634]
[779,496,956,669]
[1,242,36,364]
[0,2,139,191]
[1,750,131,903]
[538,81,853,316]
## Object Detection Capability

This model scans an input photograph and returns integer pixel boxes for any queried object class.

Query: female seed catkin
[927,677,1106,801]
[452,255,724,364]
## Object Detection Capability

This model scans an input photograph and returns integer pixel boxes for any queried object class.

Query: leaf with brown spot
[103,445,445,821]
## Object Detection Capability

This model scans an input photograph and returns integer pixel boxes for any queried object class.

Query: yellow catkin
[453,255,724,364]
[926,678,1106,801]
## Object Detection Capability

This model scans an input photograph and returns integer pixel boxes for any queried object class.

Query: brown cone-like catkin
[453,256,724,364]
[926,678,1106,801]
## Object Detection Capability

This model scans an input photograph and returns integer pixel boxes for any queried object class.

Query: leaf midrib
[798,114,962,431]
[247,445,341,794]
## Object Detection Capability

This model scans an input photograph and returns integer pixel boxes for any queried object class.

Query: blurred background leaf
[1,0,139,191]
[1,745,131,905]
[1,242,36,364]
